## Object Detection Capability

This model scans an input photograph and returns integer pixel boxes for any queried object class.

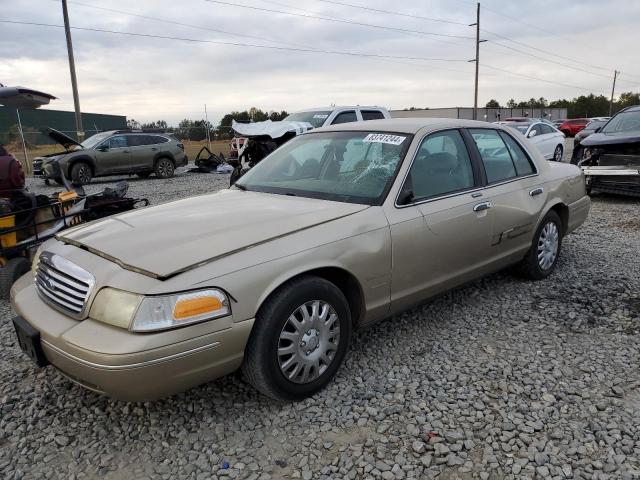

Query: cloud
[2,0,639,124]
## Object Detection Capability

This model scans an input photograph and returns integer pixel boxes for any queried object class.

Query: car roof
[621,105,640,113]
[292,106,388,113]
[313,118,496,134]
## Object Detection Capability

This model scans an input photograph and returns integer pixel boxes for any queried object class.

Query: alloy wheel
[554,145,563,162]
[277,300,341,384]
[537,221,559,270]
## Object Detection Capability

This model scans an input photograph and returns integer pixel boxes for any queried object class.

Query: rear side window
[127,135,148,147]
[406,130,475,200]
[332,111,357,125]
[361,110,385,121]
[151,135,169,144]
[469,129,516,183]
[498,132,535,176]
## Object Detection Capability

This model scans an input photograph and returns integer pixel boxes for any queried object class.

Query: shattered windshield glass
[601,110,640,134]
[284,111,332,128]
[236,131,411,205]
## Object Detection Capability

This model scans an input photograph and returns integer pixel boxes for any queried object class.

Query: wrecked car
[577,105,640,196]
[228,106,390,184]
[11,118,590,401]
[33,129,188,185]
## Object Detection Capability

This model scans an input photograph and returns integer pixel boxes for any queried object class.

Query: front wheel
[552,144,563,162]
[515,210,562,280]
[242,276,352,401]
[70,162,92,185]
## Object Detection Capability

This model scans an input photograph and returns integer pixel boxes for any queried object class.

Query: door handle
[151,147,158,151]
[123,150,129,153]
[529,187,544,197]
[473,201,492,212]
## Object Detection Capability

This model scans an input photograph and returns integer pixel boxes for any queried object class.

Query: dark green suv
[33,129,188,185]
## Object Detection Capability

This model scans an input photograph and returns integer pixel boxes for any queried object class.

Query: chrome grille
[34,252,95,319]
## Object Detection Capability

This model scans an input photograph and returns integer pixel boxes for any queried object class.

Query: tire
[0,257,31,298]
[136,172,152,179]
[70,162,92,185]
[242,275,352,401]
[229,166,242,186]
[154,158,175,179]
[553,144,563,162]
[515,210,563,280]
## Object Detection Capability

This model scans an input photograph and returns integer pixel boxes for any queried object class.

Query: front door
[385,129,494,313]
[94,135,130,174]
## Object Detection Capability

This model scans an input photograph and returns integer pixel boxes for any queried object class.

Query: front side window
[236,131,411,205]
[470,129,517,183]
[405,130,475,200]
[108,135,127,149]
[332,111,357,125]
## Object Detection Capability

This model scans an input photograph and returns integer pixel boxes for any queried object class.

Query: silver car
[11,119,590,401]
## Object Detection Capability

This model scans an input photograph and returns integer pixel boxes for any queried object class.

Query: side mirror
[98,144,109,152]
[528,130,538,138]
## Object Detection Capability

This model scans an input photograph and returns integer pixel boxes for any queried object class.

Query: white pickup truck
[229,106,390,184]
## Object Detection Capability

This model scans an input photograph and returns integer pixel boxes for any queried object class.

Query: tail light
[177,143,184,151]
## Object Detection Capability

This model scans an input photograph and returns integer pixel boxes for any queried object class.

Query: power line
[204,0,475,40]
[310,0,469,26]
[66,0,313,49]
[0,20,470,62]
[482,28,640,81]
[483,64,605,93]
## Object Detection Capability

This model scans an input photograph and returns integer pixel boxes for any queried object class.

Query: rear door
[467,128,545,261]
[127,134,153,170]
[386,129,493,312]
[94,135,130,174]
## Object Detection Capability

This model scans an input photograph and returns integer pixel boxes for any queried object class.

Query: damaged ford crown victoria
[11,119,590,401]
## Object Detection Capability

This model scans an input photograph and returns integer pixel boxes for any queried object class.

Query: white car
[503,121,565,162]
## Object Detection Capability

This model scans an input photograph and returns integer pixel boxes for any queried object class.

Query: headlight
[31,245,44,275]
[90,288,231,332]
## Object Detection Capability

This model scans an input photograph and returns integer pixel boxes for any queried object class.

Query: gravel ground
[1,141,639,480]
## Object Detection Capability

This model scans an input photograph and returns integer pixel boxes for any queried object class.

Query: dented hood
[232,119,312,139]
[57,189,368,279]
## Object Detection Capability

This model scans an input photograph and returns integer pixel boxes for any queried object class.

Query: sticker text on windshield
[362,134,406,146]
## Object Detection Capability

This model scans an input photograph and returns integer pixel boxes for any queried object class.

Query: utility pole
[469,3,486,120]
[62,0,84,141]
[609,70,618,116]
[204,104,211,150]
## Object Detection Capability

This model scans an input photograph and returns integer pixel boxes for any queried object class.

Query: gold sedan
[11,118,590,401]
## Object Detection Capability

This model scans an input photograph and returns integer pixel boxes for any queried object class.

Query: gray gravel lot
[1,142,639,480]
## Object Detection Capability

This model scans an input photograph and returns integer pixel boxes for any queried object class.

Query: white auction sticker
[313,114,329,119]
[362,133,406,145]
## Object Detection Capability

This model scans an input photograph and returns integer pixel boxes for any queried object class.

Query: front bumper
[10,275,253,401]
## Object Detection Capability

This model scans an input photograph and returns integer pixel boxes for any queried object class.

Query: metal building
[391,107,568,122]
[0,107,127,145]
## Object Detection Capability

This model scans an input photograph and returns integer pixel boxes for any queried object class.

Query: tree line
[485,91,640,118]
[126,107,288,141]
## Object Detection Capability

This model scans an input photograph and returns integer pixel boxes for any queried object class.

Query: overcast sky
[1,0,639,125]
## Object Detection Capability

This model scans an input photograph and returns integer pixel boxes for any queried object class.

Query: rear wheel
[553,144,563,162]
[70,162,92,185]
[516,210,562,280]
[154,158,175,179]
[0,257,31,298]
[242,276,352,401]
